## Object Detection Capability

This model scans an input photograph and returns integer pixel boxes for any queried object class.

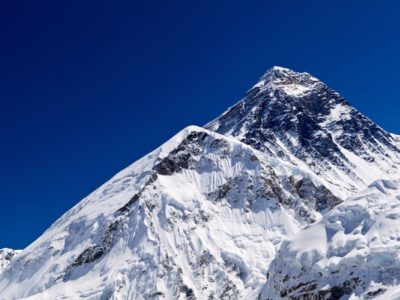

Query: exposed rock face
[1,67,400,299]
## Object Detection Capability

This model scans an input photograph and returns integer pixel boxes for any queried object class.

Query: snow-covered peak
[261,66,311,80]
[253,66,322,98]
[206,67,400,195]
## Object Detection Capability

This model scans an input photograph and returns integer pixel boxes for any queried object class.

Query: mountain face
[1,67,399,299]
[0,127,338,299]
[206,67,400,196]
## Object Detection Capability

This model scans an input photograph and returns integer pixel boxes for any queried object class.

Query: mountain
[1,66,399,299]
[206,66,400,196]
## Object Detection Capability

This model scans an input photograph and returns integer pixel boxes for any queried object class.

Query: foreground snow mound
[262,179,400,299]
[0,126,337,299]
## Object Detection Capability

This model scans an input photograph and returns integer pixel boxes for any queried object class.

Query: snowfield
[1,66,400,299]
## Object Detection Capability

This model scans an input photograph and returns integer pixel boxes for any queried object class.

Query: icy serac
[1,66,400,300]
[261,179,400,299]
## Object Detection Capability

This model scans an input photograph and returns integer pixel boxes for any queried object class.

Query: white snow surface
[0,249,20,275]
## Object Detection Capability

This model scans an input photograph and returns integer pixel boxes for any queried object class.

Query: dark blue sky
[1,0,400,249]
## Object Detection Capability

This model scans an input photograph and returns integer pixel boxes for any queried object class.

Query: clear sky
[1,1,400,249]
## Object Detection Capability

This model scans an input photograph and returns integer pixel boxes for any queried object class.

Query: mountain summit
[255,66,323,98]
[206,66,400,195]
[1,67,400,299]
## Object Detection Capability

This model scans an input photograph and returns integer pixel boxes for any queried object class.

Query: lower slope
[262,179,400,299]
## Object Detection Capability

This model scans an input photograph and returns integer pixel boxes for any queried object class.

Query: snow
[0,249,20,275]
[263,179,400,299]
[250,66,323,98]
[319,103,352,127]
[288,222,328,261]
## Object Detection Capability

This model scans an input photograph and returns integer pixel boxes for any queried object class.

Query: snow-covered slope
[0,126,339,299]
[206,66,400,196]
[262,179,400,299]
[0,249,20,275]
[1,66,400,299]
